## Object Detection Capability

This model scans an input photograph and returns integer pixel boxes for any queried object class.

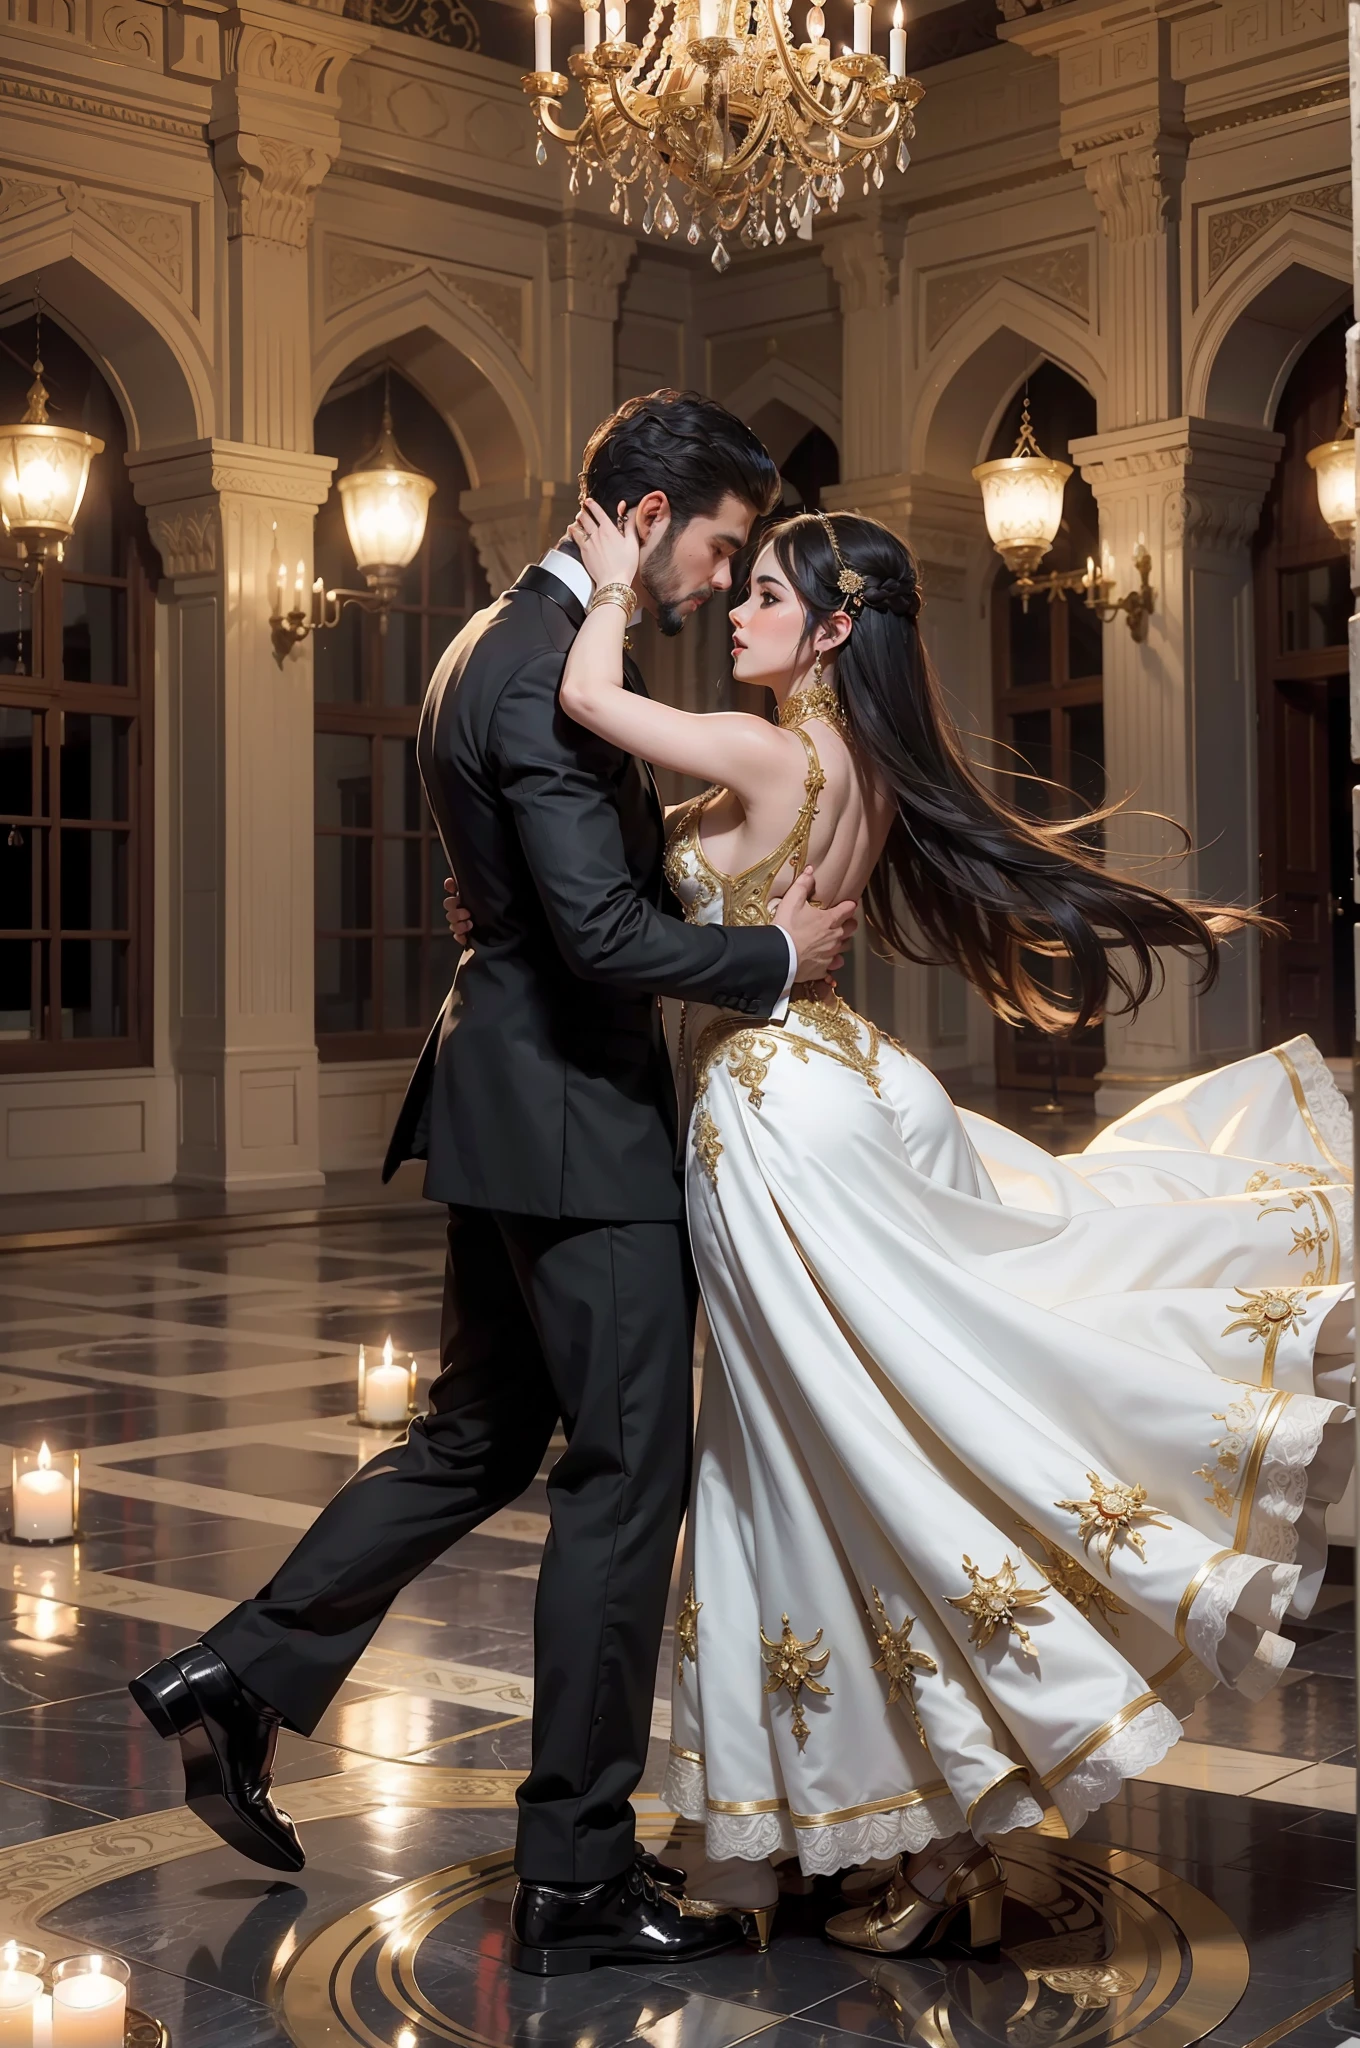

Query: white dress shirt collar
[539,547,593,609]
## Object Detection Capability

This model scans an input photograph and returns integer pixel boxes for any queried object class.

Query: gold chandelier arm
[535,98,590,144]
[760,0,855,130]
[605,66,663,134]
[705,92,781,178]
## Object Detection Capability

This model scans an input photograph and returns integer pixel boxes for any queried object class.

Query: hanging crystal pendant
[568,162,580,194]
[873,155,884,187]
[642,192,655,233]
[535,134,547,166]
[610,182,622,214]
[711,233,730,272]
[896,137,910,171]
[687,217,702,245]
[656,190,679,236]
[774,209,786,244]
[622,188,631,223]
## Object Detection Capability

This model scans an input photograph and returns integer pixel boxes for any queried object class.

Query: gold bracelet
[587,582,635,617]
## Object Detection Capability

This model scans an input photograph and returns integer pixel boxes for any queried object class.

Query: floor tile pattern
[0,1214,1354,2047]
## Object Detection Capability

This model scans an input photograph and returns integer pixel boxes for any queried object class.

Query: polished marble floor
[0,1209,1356,2047]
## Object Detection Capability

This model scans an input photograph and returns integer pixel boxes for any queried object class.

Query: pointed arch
[719,357,841,457]
[1186,216,1352,425]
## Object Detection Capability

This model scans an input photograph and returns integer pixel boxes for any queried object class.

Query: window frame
[0,526,155,1074]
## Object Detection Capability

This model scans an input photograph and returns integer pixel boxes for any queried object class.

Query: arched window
[312,367,489,1057]
[988,360,1105,1096]
[0,315,154,1070]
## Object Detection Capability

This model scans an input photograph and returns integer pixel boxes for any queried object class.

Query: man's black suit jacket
[382,564,790,1221]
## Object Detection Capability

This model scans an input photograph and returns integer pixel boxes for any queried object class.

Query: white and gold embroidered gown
[660,715,1354,1874]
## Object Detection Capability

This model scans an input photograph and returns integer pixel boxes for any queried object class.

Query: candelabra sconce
[270,383,434,665]
[972,400,1155,642]
[1009,543,1156,643]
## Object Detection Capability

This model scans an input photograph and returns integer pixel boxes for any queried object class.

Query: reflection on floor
[0,1210,1354,2046]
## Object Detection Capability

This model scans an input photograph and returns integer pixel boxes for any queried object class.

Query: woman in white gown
[558,499,1353,1959]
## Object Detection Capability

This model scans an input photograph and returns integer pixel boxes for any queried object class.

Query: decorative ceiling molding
[1205,180,1350,283]
[0,175,187,294]
[923,241,1089,351]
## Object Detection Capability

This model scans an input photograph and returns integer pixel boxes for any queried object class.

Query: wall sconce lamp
[972,400,1155,643]
[0,306,102,595]
[270,390,435,662]
[1306,396,1356,541]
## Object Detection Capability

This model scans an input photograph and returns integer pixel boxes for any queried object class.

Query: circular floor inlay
[270,1836,1248,2048]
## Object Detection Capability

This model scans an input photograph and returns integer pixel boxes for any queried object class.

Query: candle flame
[383,1334,394,1371]
[37,1442,50,1471]
[1,1941,15,1969]
[606,5,620,29]
[806,3,824,32]
[535,0,548,16]
[892,2,902,24]
[91,1956,103,1976]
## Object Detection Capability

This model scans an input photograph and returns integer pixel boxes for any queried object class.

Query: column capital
[460,479,579,593]
[546,223,636,321]
[209,0,371,246]
[127,440,336,581]
[1069,416,1284,549]
[820,211,905,313]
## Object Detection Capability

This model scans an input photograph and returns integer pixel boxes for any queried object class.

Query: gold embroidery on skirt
[947,1555,1048,1661]
[1053,1472,1172,1567]
[866,1587,936,1746]
[760,1613,832,1751]
[1017,1522,1129,1634]
[1245,1169,1339,1285]
[692,1107,724,1185]
[1221,1284,1318,1388]
[676,1575,701,1683]
[1193,1391,1260,1517]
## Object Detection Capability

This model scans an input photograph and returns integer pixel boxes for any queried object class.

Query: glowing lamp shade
[1307,422,1356,540]
[337,399,435,594]
[0,363,102,562]
[971,446,1072,575]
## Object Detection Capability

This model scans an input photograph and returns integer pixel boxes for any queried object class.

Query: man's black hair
[580,389,781,527]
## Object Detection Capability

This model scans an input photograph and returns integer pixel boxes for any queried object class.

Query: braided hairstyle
[767,510,1263,1034]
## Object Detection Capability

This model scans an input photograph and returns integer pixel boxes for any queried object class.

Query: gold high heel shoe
[824,1845,1005,1957]
[680,1896,778,1951]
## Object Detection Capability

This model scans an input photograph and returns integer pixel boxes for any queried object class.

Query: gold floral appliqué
[867,1587,936,1745]
[1194,1392,1259,1518]
[1054,1472,1172,1568]
[947,1555,1048,1661]
[760,1613,832,1751]
[1222,1285,1316,1388]
[1244,1168,1339,1285]
[1017,1522,1129,1634]
[692,1108,723,1186]
[676,1575,701,1684]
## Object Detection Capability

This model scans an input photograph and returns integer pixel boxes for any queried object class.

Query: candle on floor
[31,1996,50,2048]
[49,1958,128,2048]
[360,1336,411,1427]
[889,0,904,71]
[12,1446,76,1543]
[0,1945,45,2048]
[534,0,552,69]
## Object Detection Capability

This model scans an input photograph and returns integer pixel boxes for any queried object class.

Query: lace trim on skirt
[661,1752,966,1874]
[1283,1036,1353,1178]
[1050,1700,1182,1834]
[1185,1551,1298,1686]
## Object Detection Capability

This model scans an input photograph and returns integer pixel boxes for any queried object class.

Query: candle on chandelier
[534,0,552,69]
[889,0,905,72]
[606,2,623,37]
[698,0,717,34]
[852,0,871,52]
[805,1,827,46]
[582,0,600,49]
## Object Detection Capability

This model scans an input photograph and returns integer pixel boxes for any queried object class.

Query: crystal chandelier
[523,0,923,270]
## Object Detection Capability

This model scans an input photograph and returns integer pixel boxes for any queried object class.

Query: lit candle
[582,0,600,48]
[293,560,304,610]
[698,0,717,34]
[32,1995,50,2048]
[0,1945,44,2048]
[889,0,904,72]
[274,559,286,618]
[853,0,871,51]
[13,1447,73,1543]
[50,1958,126,2048]
[363,1336,410,1426]
[534,0,552,69]
[605,1,622,35]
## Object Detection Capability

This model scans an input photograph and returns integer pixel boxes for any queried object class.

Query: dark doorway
[988,361,1105,1094]
[1253,308,1356,1055]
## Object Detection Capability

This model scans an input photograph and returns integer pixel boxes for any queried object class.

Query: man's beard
[639,526,713,638]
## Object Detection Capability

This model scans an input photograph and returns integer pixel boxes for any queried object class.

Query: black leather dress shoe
[636,1846,687,1893]
[129,1644,304,1872]
[510,1859,744,1976]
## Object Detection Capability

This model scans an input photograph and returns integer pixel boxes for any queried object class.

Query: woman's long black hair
[768,511,1264,1034]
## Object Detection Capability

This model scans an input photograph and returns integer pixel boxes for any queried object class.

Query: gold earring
[812,652,823,684]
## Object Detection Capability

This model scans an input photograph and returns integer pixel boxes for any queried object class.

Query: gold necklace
[778,677,850,738]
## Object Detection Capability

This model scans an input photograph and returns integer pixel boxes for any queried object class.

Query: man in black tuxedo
[131,392,855,1975]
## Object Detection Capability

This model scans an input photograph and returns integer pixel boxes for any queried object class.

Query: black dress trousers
[204,1202,694,1883]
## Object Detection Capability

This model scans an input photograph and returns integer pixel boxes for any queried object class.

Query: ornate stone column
[820,208,905,485]
[124,0,367,1188]
[1071,419,1283,1111]
[545,222,636,489]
